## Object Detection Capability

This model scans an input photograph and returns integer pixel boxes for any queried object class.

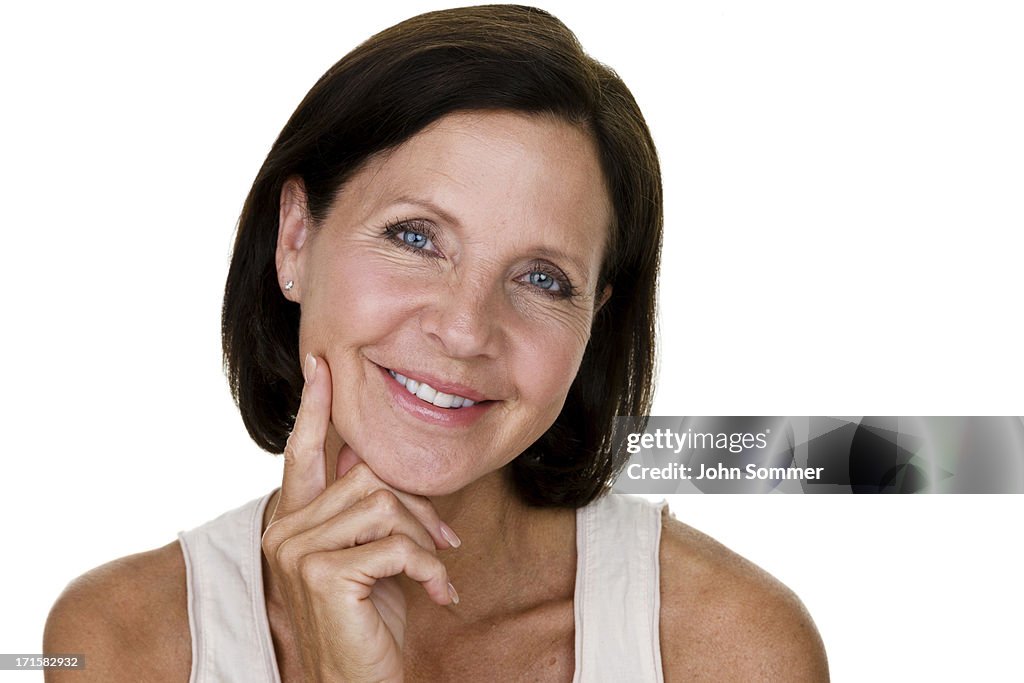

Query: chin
[346,435,486,496]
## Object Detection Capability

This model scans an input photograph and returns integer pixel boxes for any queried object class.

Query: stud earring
[284,280,294,291]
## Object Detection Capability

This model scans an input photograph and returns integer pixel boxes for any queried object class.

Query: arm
[43,543,191,682]
[659,513,829,682]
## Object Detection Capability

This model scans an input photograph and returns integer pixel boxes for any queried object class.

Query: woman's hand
[261,354,459,682]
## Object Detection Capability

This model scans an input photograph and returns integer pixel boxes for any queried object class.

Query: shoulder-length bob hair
[222,4,662,508]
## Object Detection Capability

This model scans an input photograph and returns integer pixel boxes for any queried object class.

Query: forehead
[337,110,613,271]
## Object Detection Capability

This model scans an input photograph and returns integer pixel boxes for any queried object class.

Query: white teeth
[415,383,437,402]
[387,369,478,409]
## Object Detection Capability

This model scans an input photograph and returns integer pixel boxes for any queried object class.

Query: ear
[595,284,612,314]
[275,178,312,302]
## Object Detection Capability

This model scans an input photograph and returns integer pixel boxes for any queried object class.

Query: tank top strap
[178,490,282,683]
[573,493,667,683]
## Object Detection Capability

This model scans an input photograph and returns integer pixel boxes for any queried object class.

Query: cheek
[512,325,588,412]
[300,251,416,349]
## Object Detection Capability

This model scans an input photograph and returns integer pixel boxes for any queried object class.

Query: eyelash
[382,218,440,256]
[522,261,577,300]
[380,219,578,300]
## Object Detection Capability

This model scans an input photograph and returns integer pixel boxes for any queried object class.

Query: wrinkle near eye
[509,285,596,344]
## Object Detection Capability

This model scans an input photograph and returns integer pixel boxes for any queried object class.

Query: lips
[376,363,493,428]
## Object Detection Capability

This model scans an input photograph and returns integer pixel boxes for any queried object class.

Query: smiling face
[277,111,612,495]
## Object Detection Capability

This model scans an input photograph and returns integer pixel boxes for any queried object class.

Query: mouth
[385,368,487,411]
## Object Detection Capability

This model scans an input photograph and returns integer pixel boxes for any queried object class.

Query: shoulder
[43,541,192,682]
[657,509,829,682]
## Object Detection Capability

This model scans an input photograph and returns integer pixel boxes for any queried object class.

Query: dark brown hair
[222,5,662,507]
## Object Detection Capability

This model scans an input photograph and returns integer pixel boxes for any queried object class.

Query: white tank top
[178,490,666,682]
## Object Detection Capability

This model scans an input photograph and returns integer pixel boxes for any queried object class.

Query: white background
[2,1,1022,680]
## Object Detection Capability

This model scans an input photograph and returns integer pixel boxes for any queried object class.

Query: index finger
[276,353,336,517]
[314,456,461,551]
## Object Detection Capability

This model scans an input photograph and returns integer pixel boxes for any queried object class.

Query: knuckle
[430,555,448,579]
[282,441,301,467]
[283,434,323,465]
[384,533,416,557]
[367,488,400,515]
[348,462,375,484]
[260,526,280,557]
[275,537,304,573]
[297,552,330,585]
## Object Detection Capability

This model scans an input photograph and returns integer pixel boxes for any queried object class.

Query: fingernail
[447,581,460,605]
[439,522,462,548]
[303,353,317,384]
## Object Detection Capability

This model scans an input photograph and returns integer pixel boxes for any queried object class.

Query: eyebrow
[386,195,595,280]
[389,195,463,230]
[528,247,591,284]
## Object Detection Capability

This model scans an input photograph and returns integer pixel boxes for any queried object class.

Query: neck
[431,465,520,544]
[412,467,576,622]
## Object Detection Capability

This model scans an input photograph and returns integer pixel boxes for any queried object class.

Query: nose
[419,278,504,359]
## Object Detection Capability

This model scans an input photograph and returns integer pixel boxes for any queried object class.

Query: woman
[45,6,827,681]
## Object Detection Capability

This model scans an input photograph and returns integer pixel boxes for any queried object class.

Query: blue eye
[399,230,430,250]
[383,220,438,254]
[521,266,575,299]
[528,271,559,291]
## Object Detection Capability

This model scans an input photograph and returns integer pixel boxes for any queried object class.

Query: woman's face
[279,111,612,495]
